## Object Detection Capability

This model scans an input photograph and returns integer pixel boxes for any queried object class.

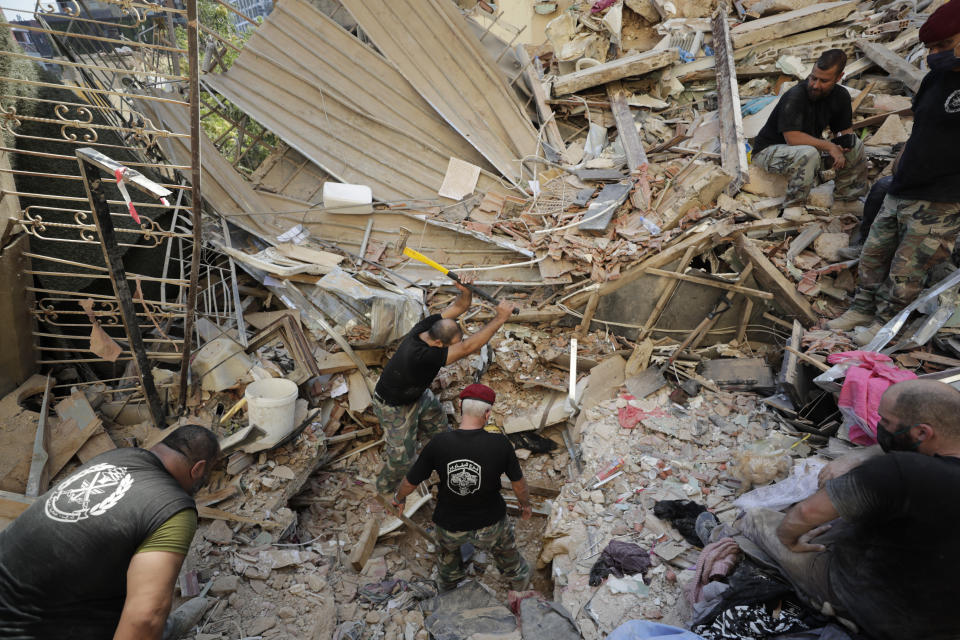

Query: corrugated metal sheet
[339,0,541,185]
[203,0,508,202]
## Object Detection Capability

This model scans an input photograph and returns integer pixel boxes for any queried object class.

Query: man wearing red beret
[393,383,532,592]
[828,1,960,343]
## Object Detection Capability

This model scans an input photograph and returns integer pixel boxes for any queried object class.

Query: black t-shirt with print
[0,447,196,640]
[825,452,960,640]
[375,313,449,406]
[889,68,960,201]
[753,83,852,155]
[406,429,523,532]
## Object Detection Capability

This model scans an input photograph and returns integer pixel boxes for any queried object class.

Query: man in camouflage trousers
[373,276,516,496]
[751,49,867,207]
[393,384,532,591]
[828,3,960,345]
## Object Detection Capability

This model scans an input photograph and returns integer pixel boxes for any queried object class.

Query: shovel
[625,293,734,399]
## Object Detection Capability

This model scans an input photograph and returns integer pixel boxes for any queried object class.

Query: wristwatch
[392,493,404,506]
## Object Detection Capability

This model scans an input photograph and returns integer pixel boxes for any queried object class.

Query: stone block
[743,165,787,197]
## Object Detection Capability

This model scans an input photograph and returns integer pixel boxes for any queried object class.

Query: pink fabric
[826,350,917,445]
[684,537,741,604]
[591,0,617,12]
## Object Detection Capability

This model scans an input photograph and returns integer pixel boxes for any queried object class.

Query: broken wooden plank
[501,478,560,498]
[0,490,32,519]
[197,505,284,529]
[25,376,52,498]
[736,235,818,326]
[76,429,116,462]
[316,349,385,375]
[49,392,104,479]
[640,246,698,341]
[0,374,51,493]
[729,1,856,49]
[347,370,372,413]
[349,516,382,571]
[852,107,912,130]
[606,81,647,172]
[517,45,567,163]
[845,28,918,79]
[552,49,678,96]
[712,3,749,193]
[645,267,774,299]
[855,40,924,93]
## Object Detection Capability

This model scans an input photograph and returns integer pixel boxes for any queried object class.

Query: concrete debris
[4,0,959,638]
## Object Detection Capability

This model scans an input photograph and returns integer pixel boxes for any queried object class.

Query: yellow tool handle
[403,247,452,277]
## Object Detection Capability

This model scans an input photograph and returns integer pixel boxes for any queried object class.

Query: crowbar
[402,247,519,314]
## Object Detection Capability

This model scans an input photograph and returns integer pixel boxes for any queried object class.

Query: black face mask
[877,423,919,453]
[927,50,960,71]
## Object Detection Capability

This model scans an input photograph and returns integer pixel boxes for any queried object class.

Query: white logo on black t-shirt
[945,90,960,114]
[44,463,134,523]
[447,459,481,496]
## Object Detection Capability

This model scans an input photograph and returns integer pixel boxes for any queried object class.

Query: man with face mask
[828,1,960,344]
[752,48,867,209]
[0,424,220,640]
[728,379,960,640]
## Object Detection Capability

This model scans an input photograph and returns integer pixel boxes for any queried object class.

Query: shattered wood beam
[852,107,912,130]
[845,28,918,79]
[516,45,567,164]
[75,149,167,429]
[712,4,749,194]
[735,234,818,326]
[606,81,648,172]
[855,41,925,93]
[729,1,856,49]
[645,267,773,300]
[639,245,697,341]
[551,49,678,96]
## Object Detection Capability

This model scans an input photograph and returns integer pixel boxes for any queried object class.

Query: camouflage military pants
[851,194,960,321]
[374,389,448,494]
[752,137,867,204]
[435,517,530,591]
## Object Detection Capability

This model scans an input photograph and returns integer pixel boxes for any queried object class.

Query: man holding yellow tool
[373,250,516,497]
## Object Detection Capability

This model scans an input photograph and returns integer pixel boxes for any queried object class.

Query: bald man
[733,379,960,640]
[0,424,220,640]
[373,279,516,496]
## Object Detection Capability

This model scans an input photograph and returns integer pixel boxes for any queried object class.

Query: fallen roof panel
[203,0,506,202]
[338,0,540,185]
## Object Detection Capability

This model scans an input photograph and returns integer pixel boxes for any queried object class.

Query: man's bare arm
[776,489,839,553]
[113,551,185,640]
[511,478,532,520]
[441,279,474,320]
[445,301,516,365]
[818,445,882,488]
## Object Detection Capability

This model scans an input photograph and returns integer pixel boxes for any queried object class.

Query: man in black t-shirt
[373,279,517,495]
[735,379,960,640]
[393,384,532,591]
[0,425,219,640]
[752,49,866,207]
[828,3,960,345]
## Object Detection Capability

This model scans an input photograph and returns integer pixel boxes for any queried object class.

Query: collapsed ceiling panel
[338,0,541,185]
[202,0,508,203]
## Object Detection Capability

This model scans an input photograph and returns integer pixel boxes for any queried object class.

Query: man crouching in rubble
[827,0,960,346]
[0,424,220,640]
[733,380,960,640]
[751,48,867,209]
[392,383,532,592]
[373,276,516,497]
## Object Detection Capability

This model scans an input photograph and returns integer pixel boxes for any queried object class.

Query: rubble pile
[7,0,960,637]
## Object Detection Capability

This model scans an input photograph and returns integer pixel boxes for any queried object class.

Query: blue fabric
[607,620,706,640]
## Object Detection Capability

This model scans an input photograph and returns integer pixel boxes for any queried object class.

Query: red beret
[920,0,960,44]
[459,383,495,405]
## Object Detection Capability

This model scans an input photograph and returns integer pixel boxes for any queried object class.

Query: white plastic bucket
[322,182,373,214]
[244,378,299,440]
